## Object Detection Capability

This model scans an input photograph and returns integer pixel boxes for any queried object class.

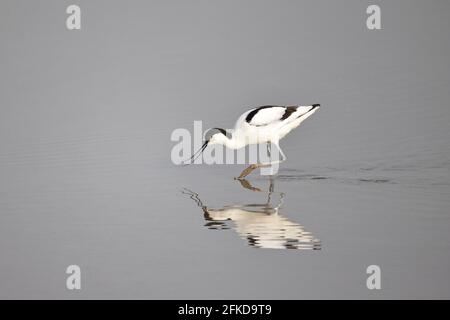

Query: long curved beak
[182,140,209,166]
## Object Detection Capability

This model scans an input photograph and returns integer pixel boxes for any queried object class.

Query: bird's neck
[220,135,246,150]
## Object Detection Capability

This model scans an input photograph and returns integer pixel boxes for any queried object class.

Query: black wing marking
[245,105,280,123]
[280,106,298,120]
[245,105,299,126]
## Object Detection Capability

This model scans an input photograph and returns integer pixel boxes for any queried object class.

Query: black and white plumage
[240,104,320,141]
[185,104,320,178]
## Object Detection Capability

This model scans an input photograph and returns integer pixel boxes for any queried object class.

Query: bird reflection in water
[182,179,321,250]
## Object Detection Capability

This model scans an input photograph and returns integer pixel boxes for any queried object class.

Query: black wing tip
[312,104,321,108]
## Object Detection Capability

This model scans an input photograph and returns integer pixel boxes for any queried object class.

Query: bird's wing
[245,106,294,127]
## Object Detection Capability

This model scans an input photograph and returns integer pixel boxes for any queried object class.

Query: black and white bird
[185,104,320,179]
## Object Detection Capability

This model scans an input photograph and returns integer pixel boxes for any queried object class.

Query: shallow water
[1,0,450,299]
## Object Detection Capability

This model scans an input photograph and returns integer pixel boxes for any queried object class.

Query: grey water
[1,0,450,299]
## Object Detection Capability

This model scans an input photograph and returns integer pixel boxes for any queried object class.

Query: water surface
[0,0,449,299]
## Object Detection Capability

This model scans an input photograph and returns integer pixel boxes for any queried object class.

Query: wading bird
[182,179,321,250]
[184,104,320,179]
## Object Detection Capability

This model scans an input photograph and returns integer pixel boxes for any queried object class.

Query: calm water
[1,1,450,299]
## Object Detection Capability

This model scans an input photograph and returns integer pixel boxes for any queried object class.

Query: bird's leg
[235,144,286,179]
[235,163,271,180]
[279,145,286,162]
[236,164,259,180]
[235,144,287,180]
[258,144,287,167]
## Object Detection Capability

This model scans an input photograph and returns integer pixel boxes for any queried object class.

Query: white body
[210,105,320,150]
[185,104,320,174]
